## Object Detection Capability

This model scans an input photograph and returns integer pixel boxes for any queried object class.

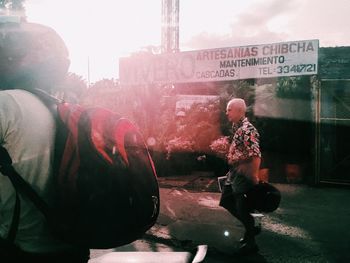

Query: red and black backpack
[0,90,160,249]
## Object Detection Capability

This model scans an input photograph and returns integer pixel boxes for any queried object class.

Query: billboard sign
[119,39,319,85]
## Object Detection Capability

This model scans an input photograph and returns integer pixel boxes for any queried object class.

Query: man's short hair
[227,98,247,113]
[0,21,69,91]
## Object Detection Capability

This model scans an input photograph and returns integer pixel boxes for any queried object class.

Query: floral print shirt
[227,117,261,165]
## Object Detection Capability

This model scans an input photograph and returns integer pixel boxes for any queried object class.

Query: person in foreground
[0,89,90,263]
[219,98,262,255]
[0,21,90,263]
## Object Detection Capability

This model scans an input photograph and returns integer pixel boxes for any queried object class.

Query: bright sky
[25,0,350,83]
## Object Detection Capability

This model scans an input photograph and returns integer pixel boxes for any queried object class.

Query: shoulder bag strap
[0,146,50,242]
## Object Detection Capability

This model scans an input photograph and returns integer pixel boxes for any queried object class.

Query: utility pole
[87,56,90,88]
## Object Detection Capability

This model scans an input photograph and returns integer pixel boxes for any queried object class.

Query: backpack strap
[0,146,51,242]
[6,191,20,243]
[33,88,63,105]
[31,88,62,117]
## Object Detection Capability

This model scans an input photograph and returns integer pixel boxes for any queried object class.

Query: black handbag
[247,181,281,213]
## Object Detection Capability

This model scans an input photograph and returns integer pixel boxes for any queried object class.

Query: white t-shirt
[0,89,72,253]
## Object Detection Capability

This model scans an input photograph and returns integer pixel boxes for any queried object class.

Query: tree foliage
[57,73,87,102]
[0,0,24,11]
[276,76,311,100]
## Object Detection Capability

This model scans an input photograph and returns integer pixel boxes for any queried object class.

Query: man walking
[219,98,262,255]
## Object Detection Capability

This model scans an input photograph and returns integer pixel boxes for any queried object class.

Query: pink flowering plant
[165,137,195,160]
[162,101,222,159]
[209,136,230,160]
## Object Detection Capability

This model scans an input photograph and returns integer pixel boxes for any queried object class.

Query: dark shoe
[237,243,259,255]
[239,226,261,244]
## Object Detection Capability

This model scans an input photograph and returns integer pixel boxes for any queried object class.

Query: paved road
[89,175,350,263]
